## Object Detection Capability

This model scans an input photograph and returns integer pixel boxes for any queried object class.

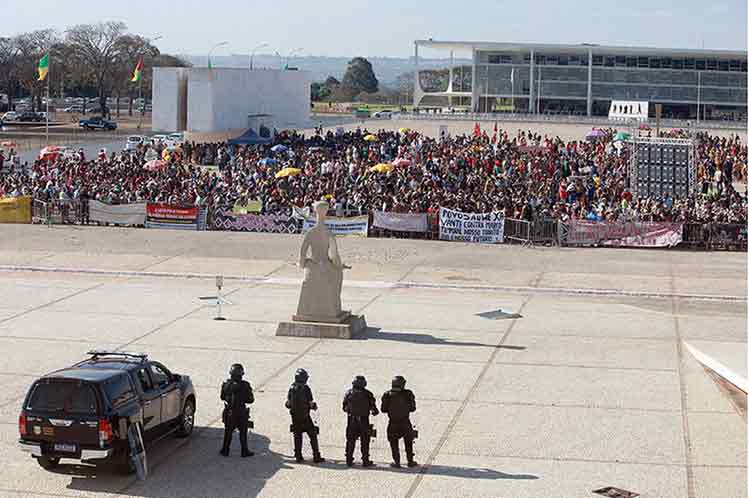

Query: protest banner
[145,203,199,230]
[567,221,682,247]
[89,201,146,226]
[438,207,505,243]
[0,196,32,223]
[373,211,428,233]
[212,210,299,233]
[302,215,369,237]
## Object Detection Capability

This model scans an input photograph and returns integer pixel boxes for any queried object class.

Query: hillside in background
[181,54,470,86]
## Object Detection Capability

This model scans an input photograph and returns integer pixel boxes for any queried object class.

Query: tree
[13,30,58,111]
[311,76,341,102]
[65,21,128,115]
[341,57,378,99]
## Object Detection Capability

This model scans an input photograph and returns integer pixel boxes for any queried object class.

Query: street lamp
[250,42,269,70]
[208,41,229,68]
[285,48,304,69]
[136,35,163,129]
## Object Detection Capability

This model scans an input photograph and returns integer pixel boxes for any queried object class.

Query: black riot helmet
[295,368,309,384]
[229,363,245,380]
[352,375,367,389]
[391,375,406,390]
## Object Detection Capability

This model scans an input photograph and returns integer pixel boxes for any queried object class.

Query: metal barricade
[682,223,708,249]
[530,218,559,246]
[32,200,49,225]
[504,218,531,245]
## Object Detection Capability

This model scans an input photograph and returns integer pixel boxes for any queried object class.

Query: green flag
[38,53,49,81]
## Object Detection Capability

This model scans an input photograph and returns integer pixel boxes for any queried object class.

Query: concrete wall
[152,68,188,132]
[153,67,310,134]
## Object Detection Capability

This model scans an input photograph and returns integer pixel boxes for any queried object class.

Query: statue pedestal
[276,314,367,340]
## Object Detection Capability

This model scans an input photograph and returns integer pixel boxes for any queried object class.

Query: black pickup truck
[18,351,196,472]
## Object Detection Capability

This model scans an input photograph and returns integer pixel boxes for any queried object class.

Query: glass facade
[422,45,748,119]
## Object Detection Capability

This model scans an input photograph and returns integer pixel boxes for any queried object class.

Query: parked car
[79,116,117,131]
[372,110,393,119]
[18,350,196,472]
[62,105,83,113]
[167,132,184,144]
[2,111,19,122]
[125,135,143,151]
[17,111,44,122]
[151,134,168,144]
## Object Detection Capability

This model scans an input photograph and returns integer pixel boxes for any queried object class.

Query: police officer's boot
[345,438,355,466]
[361,437,374,467]
[389,439,401,468]
[405,438,418,467]
[310,433,325,463]
[293,433,304,462]
[220,427,232,456]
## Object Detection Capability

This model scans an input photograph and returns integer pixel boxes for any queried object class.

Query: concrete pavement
[0,225,744,498]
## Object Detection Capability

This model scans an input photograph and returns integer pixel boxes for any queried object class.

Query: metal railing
[400,111,747,131]
[19,200,748,251]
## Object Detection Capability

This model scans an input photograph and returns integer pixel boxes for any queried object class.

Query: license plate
[53,443,77,453]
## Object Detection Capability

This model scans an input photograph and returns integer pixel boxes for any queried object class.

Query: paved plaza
[0,225,745,498]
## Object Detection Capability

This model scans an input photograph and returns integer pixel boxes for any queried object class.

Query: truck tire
[175,398,195,437]
[37,456,60,469]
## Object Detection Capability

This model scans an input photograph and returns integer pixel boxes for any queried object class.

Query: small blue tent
[228,128,272,146]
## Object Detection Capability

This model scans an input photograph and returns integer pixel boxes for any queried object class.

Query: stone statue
[294,201,350,323]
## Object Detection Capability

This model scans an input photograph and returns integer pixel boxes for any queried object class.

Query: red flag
[473,122,481,137]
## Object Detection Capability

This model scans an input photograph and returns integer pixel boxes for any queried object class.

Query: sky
[3,0,747,58]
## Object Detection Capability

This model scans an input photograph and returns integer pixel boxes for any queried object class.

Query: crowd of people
[0,125,746,226]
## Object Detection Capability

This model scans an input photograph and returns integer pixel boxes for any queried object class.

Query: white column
[471,48,479,112]
[587,49,593,116]
[448,50,454,107]
[529,50,535,114]
[413,42,420,108]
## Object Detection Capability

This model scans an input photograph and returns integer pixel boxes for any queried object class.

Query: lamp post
[285,48,303,69]
[208,41,229,69]
[137,35,162,130]
[249,42,269,70]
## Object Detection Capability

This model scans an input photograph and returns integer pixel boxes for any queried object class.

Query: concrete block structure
[153,67,310,140]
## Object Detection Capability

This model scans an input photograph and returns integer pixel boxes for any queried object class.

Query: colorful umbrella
[38,146,62,161]
[638,123,651,130]
[613,132,630,142]
[271,144,288,153]
[392,158,411,167]
[259,157,278,166]
[369,163,393,174]
[275,167,302,179]
[144,159,168,171]
[363,134,378,142]
[585,129,606,140]
[398,127,411,134]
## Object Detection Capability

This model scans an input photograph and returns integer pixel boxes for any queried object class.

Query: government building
[413,40,747,121]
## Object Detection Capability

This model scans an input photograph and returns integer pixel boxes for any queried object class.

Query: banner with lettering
[438,207,505,243]
[302,215,369,237]
[146,203,199,230]
[567,221,682,247]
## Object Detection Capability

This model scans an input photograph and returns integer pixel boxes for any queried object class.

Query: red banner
[568,221,683,247]
[146,203,199,230]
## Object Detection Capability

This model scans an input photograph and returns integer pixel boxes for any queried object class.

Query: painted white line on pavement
[0,264,744,302]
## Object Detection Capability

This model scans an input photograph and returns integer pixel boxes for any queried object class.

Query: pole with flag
[510,68,515,113]
[38,53,49,144]
[131,59,143,129]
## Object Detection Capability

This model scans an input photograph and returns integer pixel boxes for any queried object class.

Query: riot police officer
[286,368,325,463]
[342,375,378,467]
[220,363,254,457]
[381,375,418,468]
